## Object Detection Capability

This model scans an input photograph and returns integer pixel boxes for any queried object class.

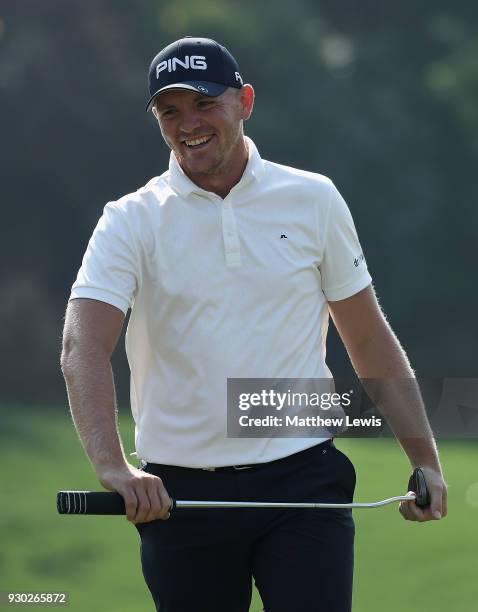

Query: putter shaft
[174,494,416,510]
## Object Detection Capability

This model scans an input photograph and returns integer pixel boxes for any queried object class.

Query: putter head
[408,467,431,508]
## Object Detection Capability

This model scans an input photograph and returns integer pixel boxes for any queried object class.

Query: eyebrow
[156,103,175,112]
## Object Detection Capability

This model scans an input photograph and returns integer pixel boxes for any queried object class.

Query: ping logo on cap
[156,55,208,77]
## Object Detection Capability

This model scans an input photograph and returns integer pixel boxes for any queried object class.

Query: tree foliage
[0,1,476,404]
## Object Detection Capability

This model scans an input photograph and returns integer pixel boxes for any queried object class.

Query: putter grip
[408,467,431,508]
[57,491,177,515]
[57,491,125,515]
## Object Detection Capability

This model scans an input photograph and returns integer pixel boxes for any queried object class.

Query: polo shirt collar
[167,136,265,198]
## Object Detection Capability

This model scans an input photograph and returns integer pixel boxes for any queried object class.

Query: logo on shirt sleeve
[353,252,365,267]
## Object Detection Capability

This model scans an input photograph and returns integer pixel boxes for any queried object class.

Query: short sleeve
[320,182,372,301]
[69,203,140,314]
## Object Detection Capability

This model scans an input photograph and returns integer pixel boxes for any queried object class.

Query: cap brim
[145,81,228,111]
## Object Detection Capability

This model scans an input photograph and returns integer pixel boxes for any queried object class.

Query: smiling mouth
[183,135,214,148]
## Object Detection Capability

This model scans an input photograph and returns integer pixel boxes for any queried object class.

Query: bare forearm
[59,299,172,523]
[329,287,447,520]
[346,325,441,471]
[61,346,127,475]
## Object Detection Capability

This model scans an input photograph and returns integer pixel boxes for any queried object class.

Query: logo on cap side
[156,56,207,77]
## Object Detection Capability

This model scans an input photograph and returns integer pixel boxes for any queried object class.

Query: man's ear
[152,105,159,120]
[240,84,255,121]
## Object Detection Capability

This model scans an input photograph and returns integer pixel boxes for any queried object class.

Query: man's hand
[98,463,173,524]
[399,466,448,522]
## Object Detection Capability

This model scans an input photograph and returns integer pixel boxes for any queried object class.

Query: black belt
[200,439,334,473]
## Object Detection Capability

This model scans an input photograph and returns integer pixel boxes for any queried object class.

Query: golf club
[57,467,430,515]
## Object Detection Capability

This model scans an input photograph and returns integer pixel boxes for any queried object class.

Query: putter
[56,468,430,515]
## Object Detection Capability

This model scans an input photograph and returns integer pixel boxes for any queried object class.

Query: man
[61,37,447,612]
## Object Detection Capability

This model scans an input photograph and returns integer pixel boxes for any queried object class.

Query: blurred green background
[1,1,477,610]
[1,409,477,611]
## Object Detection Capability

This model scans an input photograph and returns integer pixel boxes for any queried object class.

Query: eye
[161,109,176,118]
[197,99,214,108]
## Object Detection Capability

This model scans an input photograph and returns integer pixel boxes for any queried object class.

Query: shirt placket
[220,199,242,267]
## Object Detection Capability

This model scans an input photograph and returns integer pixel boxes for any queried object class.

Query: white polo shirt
[70,136,372,467]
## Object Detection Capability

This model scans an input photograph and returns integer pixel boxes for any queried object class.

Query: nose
[179,109,201,134]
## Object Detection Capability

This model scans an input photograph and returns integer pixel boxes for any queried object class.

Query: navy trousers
[135,440,356,612]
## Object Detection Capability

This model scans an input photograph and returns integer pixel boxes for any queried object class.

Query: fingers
[138,481,172,523]
[399,492,429,522]
[399,469,448,522]
[157,484,174,519]
[422,470,447,521]
[126,475,172,524]
[430,486,444,519]
[435,477,448,518]
[100,467,171,524]
[123,489,141,523]
[441,486,448,518]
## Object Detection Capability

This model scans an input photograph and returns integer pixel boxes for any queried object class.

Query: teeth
[185,136,211,147]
